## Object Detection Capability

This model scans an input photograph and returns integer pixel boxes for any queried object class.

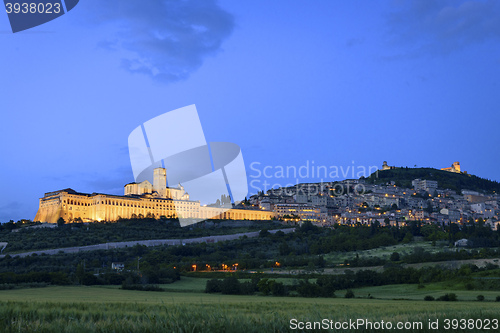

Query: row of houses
[250,178,500,228]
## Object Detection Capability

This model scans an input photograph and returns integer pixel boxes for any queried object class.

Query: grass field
[348,283,500,301]
[156,276,500,301]
[1,285,500,332]
[159,276,305,293]
[324,241,443,265]
[153,276,500,302]
[160,276,210,293]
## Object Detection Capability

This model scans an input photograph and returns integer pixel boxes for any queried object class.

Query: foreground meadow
[1,286,500,332]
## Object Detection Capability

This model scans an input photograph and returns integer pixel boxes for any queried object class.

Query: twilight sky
[1,0,500,222]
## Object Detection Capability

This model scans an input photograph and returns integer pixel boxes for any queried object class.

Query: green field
[347,283,500,301]
[160,276,209,293]
[324,241,443,265]
[1,285,500,332]
[156,276,500,300]
[157,276,500,302]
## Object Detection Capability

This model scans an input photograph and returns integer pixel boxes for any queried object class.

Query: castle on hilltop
[34,167,273,226]
[381,161,467,175]
[441,161,465,174]
[381,161,396,170]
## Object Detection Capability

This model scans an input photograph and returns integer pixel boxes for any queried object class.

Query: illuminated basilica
[34,167,274,226]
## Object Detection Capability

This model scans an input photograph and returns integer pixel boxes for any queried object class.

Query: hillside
[364,167,500,194]
[0,219,285,254]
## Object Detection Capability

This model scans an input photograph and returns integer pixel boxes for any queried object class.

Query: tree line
[205,263,500,298]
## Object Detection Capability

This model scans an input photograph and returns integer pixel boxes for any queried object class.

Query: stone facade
[34,168,274,226]
[381,161,396,170]
[441,161,462,173]
[34,189,274,225]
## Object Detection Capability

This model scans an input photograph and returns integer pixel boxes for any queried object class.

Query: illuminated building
[441,161,462,173]
[381,161,396,170]
[34,167,274,226]
[274,203,322,222]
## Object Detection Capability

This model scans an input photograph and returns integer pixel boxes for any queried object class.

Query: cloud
[87,0,235,83]
[385,0,500,57]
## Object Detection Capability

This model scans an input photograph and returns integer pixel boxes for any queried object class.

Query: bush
[80,273,99,286]
[0,284,15,290]
[345,289,355,298]
[402,232,413,244]
[477,295,485,302]
[424,295,435,301]
[296,280,322,298]
[221,276,241,295]
[120,284,163,292]
[316,275,336,297]
[0,283,48,290]
[240,281,257,295]
[437,293,457,302]
[259,229,270,237]
[205,279,222,293]
[103,273,125,285]
[390,252,400,262]
[496,296,500,302]
[271,281,287,297]
[257,278,273,296]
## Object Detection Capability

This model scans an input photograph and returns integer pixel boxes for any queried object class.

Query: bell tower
[153,167,167,198]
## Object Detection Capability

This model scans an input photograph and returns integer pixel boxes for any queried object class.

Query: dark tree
[390,252,400,262]
[56,217,66,227]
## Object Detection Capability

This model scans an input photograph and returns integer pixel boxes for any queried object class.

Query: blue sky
[1,0,500,222]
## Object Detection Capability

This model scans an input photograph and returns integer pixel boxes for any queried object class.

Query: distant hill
[364,167,500,194]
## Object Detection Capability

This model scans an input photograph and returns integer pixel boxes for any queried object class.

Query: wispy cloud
[385,0,500,57]
[87,0,234,83]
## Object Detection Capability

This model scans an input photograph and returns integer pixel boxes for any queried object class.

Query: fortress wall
[34,197,64,223]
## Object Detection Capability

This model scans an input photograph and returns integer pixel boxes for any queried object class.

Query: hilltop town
[31,161,500,231]
[246,162,500,230]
